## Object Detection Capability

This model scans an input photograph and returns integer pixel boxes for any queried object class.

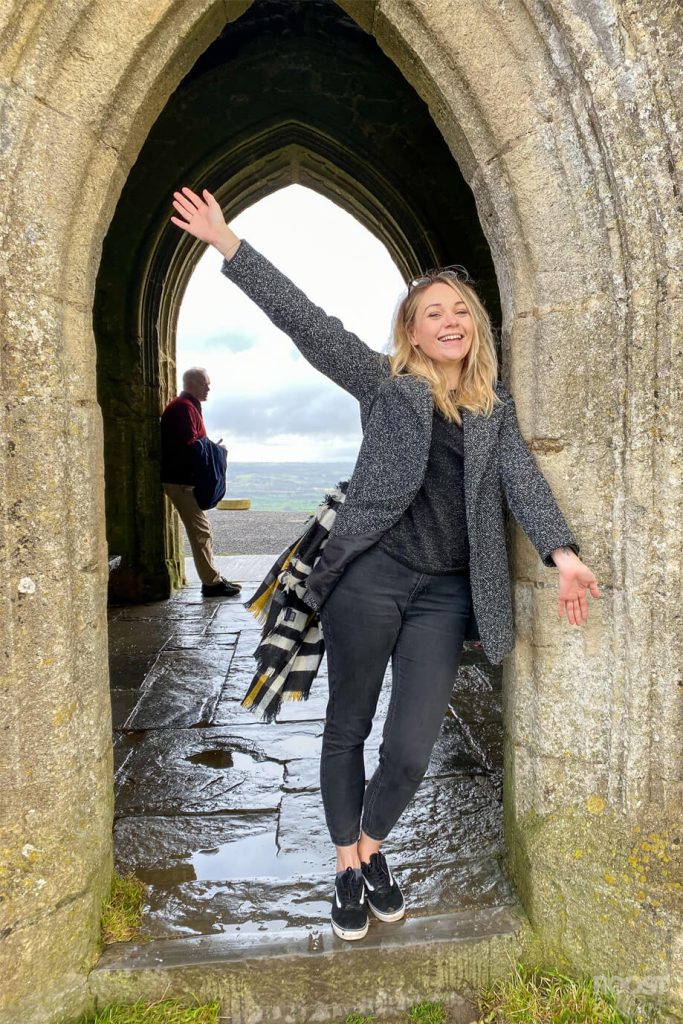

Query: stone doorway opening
[94,0,501,605]
[100,0,511,948]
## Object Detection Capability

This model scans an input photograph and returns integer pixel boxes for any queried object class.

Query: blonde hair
[389,275,501,424]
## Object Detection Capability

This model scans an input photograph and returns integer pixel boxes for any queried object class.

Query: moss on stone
[505,799,682,985]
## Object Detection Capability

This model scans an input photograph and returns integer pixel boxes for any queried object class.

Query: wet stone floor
[110,556,515,944]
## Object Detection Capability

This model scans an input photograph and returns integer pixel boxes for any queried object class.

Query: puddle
[136,863,197,886]
[186,749,234,769]
[191,830,313,881]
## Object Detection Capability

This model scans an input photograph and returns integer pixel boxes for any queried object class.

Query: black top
[378,409,469,574]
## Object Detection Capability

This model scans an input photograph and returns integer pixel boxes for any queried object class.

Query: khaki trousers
[163,483,221,586]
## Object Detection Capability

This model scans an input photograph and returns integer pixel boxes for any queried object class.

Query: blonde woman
[171,186,600,941]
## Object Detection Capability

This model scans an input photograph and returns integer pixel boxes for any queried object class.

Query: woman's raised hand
[170,186,236,252]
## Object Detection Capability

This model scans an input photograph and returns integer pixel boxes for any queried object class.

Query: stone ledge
[89,905,526,1024]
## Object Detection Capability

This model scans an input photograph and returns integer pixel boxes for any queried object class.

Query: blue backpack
[191,437,227,510]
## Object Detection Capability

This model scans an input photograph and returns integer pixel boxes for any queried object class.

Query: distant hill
[225,461,355,512]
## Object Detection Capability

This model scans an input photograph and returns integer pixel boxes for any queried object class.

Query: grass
[475,963,661,1023]
[343,968,663,1023]
[344,1004,446,1024]
[100,872,147,944]
[408,1004,446,1024]
[63,1000,221,1024]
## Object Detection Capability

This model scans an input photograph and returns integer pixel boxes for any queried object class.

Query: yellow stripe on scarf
[246,538,302,621]
[241,670,272,708]
[247,579,278,620]
[242,675,306,709]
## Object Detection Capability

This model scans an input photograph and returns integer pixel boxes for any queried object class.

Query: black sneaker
[331,868,368,940]
[361,852,405,922]
[201,577,242,598]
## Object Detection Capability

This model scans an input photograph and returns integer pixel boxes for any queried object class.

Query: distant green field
[225,461,354,512]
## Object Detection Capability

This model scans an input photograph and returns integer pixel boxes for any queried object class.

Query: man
[160,367,241,598]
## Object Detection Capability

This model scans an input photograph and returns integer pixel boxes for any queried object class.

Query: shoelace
[364,853,393,894]
[338,867,364,905]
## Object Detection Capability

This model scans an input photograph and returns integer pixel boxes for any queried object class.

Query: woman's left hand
[555,558,601,626]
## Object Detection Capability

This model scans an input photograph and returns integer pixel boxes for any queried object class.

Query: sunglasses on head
[408,264,473,291]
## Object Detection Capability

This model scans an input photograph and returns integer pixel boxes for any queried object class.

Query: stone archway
[1,2,681,1021]
[94,0,501,604]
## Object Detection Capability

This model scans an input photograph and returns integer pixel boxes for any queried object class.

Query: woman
[170,186,601,941]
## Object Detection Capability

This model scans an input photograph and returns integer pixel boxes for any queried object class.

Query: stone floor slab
[282,757,322,793]
[206,723,325,763]
[125,647,234,730]
[163,631,239,650]
[399,857,515,914]
[109,619,180,659]
[109,652,164,691]
[449,690,504,780]
[455,658,503,692]
[391,776,504,863]
[110,689,142,729]
[115,730,284,816]
[274,692,329,722]
[117,602,216,623]
[277,775,504,868]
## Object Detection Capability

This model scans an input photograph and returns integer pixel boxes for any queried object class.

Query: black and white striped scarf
[241,481,348,722]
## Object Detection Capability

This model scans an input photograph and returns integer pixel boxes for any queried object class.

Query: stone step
[89,904,526,1024]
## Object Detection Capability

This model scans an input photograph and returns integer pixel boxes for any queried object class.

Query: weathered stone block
[0,890,103,1024]
[2,105,124,306]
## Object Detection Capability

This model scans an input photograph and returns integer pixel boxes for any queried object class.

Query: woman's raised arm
[170,186,387,402]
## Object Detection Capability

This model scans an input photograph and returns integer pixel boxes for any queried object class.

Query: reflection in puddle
[191,830,311,880]
[136,863,197,886]
[186,749,234,769]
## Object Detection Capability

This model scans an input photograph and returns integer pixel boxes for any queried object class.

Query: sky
[176,184,406,461]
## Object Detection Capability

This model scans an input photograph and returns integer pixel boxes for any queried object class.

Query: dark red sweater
[160,392,207,484]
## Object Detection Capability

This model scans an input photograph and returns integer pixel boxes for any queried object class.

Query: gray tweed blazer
[221,241,579,664]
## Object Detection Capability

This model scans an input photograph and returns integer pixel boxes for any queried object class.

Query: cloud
[199,331,256,353]
[203,381,360,442]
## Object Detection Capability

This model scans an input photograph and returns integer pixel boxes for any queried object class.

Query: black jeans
[319,544,473,846]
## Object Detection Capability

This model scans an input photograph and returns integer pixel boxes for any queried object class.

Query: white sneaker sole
[367,899,406,923]
[331,918,369,940]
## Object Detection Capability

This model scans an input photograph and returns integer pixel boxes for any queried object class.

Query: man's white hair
[182,366,208,387]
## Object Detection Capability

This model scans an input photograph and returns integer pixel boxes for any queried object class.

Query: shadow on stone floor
[109,556,514,943]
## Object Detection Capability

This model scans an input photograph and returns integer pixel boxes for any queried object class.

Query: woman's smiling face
[409,281,474,371]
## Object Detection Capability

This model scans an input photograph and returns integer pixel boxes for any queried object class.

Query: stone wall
[0,1,681,1021]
